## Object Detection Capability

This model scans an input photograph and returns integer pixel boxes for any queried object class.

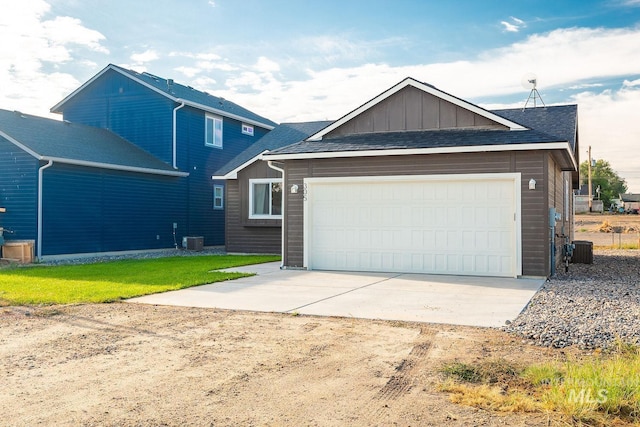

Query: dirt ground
[574,213,640,246]
[2,303,576,427]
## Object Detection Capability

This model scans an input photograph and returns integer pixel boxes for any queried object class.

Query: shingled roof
[492,105,578,149]
[213,121,333,179]
[266,127,563,156]
[51,64,277,130]
[264,101,578,172]
[0,109,186,176]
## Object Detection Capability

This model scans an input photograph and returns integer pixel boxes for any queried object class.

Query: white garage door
[304,174,520,277]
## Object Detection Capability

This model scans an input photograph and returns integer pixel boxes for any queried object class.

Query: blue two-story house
[0,64,275,258]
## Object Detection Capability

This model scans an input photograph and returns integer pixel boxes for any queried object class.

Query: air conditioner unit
[185,236,204,251]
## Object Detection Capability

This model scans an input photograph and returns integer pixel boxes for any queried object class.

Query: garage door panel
[307,177,518,277]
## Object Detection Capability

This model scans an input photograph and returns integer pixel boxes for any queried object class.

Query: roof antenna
[521,72,545,110]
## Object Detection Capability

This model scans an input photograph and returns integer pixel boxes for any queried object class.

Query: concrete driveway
[128,262,544,328]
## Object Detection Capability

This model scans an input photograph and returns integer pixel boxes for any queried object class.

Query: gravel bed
[504,249,640,349]
[36,247,227,266]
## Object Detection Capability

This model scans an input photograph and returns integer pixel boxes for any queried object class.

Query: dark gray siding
[283,151,556,276]
[0,138,38,241]
[326,86,507,138]
[225,161,281,254]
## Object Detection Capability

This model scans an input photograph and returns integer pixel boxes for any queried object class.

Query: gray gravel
[504,249,640,349]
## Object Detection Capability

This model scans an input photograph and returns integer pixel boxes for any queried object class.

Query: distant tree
[579,159,628,209]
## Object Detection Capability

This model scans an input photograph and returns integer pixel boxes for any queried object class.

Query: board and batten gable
[281,150,563,277]
[225,160,282,254]
[325,85,508,138]
[0,137,38,242]
[57,68,175,164]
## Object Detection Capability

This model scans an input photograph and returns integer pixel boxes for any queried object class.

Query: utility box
[185,236,204,251]
[2,240,35,264]
[571,240,593,264]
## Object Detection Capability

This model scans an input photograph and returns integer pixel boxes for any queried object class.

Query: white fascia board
[0,130,42,159]
[179,99,275,130]
[50,64,114,113]
[43,156,189,177]
[1,125,188,177]
[211,150,269,180]
[307,78,526,141]
[264,141,574,163]
[51,65,275,130]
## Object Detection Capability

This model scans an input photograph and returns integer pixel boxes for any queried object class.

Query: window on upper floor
[241,123,254,136]
[205,114,223,148]
[213,185,224,210]
[249,179,282,219]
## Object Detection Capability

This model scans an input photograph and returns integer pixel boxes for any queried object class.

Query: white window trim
[249,178,283,219]
[213,184,224,210]
[241,123,254,136]
[205,114,223,148]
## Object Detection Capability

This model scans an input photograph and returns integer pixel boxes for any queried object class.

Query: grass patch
[439,345,640,425]
[0,255,279,305]
[594,243,639,250]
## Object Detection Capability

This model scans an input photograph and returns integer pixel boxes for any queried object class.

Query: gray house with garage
[256,77,579,278]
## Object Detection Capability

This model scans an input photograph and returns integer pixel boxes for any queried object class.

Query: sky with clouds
[2,0,640,191]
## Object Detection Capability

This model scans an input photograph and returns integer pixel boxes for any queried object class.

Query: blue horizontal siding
[57,70,273,250]
[62,69,174,164]
[176,107,270,245]
[0,138,38,242]
[41,164,187,255]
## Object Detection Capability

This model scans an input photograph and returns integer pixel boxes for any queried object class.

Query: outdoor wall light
[529,178,536,190]
[291,184,299,194]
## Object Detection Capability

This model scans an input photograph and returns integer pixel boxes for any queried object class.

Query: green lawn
[0,255,279,305]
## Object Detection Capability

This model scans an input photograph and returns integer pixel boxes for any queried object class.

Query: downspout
[172,101,186,169]
[267,160,285,269]
[37,160,54,260]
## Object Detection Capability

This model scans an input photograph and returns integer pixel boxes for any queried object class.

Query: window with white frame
[249,179,282,218]
[213,185,224,210]
[241,123,254,136]
[205,114,223,148]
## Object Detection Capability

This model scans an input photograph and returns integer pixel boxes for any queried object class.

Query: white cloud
[567,83,604,90]
[0,0,108,117]
[191,76,218,90]
[196,60,238,72]
[292,35,406,65]
[570,86,640,191]
[175,66,201,78]
[130,49,159,63]
[211,26,640,190]
[42,16,108,54]
[501,21,520,32]
[501,16,526,33]
[217,26,640,121]
[254,56,280,73]
[623,78,640,87]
